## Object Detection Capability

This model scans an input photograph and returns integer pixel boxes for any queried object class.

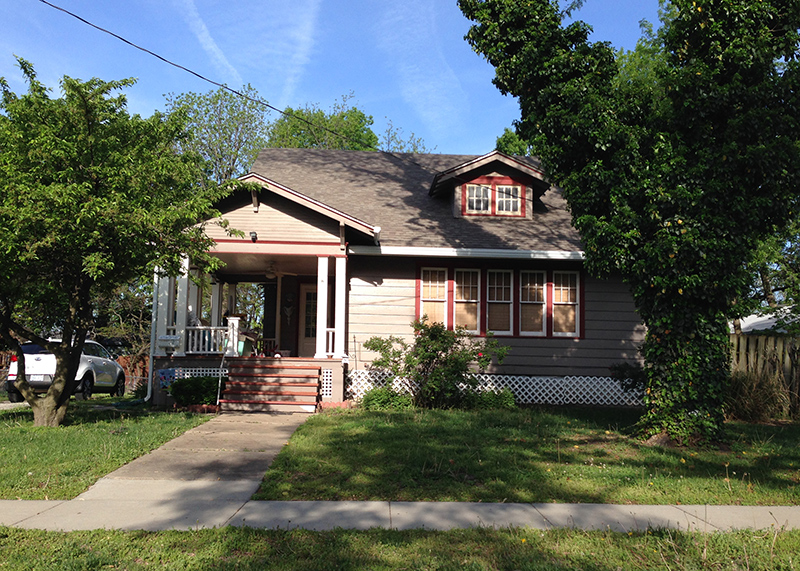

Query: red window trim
[416,264,584,339]
[461,175,527,218]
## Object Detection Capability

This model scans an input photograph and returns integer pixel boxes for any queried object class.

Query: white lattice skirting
[346,370,643,407]
[158,367,228,389]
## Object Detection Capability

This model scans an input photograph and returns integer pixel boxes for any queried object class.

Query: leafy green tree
[0,60,232,426]
[460,0,800,443]
[164,84,270,184]
[380,119,433,153]
[266,93,379,151]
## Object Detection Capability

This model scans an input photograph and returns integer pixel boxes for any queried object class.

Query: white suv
[4,340,125,403]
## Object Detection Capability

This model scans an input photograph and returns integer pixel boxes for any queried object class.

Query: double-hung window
[419,268,580,338]
[421,268,447,325]
[487,270,513,334]
[520,271,546,335]
[454,269,480,332]
[553,271,580,336]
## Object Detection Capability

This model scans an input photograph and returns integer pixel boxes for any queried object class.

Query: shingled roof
[248,148,583,253]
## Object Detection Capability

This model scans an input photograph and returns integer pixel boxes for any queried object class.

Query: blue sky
[1,0,660,155]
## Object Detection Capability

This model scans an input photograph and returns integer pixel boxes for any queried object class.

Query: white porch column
[225,316,241,357]
[333,255,347,359]
[154,273,172,357]
[210,282,224,327]
[174,257,190,356]
[314,256,329,358]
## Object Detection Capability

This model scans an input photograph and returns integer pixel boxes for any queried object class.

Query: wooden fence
[730,334,800,417]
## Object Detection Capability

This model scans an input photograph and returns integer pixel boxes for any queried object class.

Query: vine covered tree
[0,60,232,426]
[460,0,800,443]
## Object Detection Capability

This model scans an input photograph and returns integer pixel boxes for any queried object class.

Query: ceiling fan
[265,261,297,280]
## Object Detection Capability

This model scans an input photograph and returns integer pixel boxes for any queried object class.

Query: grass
[1,526,799,570]
[255,407,800,505]
[0,396,209,500]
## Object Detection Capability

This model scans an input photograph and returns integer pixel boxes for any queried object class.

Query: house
[149,149,645,410]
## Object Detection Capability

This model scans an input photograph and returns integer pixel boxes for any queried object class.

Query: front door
[298,284,317,357]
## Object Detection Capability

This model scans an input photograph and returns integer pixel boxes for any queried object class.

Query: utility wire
[37,0,379,152]
[36,0,534,202]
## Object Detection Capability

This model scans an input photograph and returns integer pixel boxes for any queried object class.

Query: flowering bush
[363,317,509,409]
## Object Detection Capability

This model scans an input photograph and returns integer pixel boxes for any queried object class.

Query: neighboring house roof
[246,148,582,253]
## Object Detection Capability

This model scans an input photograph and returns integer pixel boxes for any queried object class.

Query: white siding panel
[207,199,338,243]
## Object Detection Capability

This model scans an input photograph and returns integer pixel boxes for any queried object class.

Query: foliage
[363,317,509,409]
[495,127,532,156]
[726,369,791,423]
[257,406,800,505]
[266,93,379,151]
[379,119,433,153]
[464,387,517,410]
[460,0,800,444]
[164,84,270,184]
[168,376,220,407]
[610,361,647,396]
[360,387,415,411]
[0,59,231,426]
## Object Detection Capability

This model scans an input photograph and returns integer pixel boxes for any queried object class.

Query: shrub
[364,317,509,409]
[360,387,414,411]
[168,376,220,406]
[465,387,517,410]
[725,369,790,422]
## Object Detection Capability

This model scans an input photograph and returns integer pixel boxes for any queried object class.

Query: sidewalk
[1,410,799,533]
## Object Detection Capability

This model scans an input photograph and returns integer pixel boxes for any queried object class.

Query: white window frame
[454,269,480,334]
[496,185,522,215]
[466,184,490,214]
[487,270,513,335]
[519,270,547,337]
[420,267,448,326]
[552,271,580,337]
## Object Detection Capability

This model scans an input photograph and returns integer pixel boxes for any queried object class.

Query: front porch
[150,253,351,406]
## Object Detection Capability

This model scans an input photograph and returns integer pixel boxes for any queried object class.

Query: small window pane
[521,304,544,333]
[553,305,577,334]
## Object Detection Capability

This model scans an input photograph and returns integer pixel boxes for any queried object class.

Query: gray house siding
[346,256,644,378]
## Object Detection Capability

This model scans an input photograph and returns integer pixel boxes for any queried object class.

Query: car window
[21,344,49,355]
[94,344,112,360]
[82,344,98,357]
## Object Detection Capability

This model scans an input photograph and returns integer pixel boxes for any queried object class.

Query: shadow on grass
[256,406,800,505]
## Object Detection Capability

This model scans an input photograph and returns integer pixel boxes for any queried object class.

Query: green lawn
[1,526,799,570]
[255,407,800,505]
[0,397,209,500]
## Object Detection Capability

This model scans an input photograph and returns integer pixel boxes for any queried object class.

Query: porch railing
[186,326,227,354]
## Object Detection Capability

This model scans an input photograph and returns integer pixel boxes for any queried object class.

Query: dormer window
[461,176,526,217]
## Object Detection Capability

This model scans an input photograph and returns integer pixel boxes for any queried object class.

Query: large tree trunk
[30,396,70,427]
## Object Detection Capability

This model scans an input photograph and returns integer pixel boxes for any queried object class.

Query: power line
[36,0,379,152]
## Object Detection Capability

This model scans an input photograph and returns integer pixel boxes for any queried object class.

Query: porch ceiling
[213,253,317,280]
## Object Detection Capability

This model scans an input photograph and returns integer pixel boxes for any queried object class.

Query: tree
[164,84,270,184]
[460,0,800,443]
[380,119,433,153]
[0,60,232,426]
[266,93,379,151]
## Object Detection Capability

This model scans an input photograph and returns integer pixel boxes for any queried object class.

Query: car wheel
[8,391,24,403]
[75,376,93,400]
[112,374,125,397]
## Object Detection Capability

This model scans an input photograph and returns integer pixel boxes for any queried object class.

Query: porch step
[220,357,321,413]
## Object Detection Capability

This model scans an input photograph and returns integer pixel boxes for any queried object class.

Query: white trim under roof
[348,245,584,260]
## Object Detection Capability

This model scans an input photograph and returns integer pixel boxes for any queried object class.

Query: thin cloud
[377,1,467,135]
[176,0,243,86]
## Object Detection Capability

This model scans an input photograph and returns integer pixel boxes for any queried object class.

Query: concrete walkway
[1,410,799,533]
